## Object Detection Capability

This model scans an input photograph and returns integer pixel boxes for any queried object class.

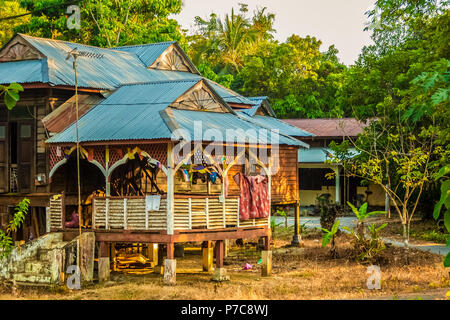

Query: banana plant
[321,220,340,258]
[347,202,386,239]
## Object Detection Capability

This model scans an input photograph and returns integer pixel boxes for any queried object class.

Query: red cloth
[234,173,269,220]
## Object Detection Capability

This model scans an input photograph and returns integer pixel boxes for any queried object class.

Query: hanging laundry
[233,172,270,221]
[233,173,251,220]
[248,175,270,219]
[145,195,161,211]
[208,172,218,184]
[181,169,190,182]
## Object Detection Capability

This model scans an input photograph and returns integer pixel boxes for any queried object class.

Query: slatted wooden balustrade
[48,194,269,232]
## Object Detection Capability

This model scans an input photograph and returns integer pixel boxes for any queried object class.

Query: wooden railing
[49,194,269,232]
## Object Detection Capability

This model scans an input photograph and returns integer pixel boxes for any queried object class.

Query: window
[0,126,5,139]
[20,124,31,138]
[299,168,335,190]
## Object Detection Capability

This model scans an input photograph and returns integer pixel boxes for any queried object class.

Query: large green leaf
[4,92,16,110]
[7,83,24,92]
[444,208,450,233]
[322,234,332,247]
[359,202,368,219]
[444,253,450,268]
[331,220,340,234]
[347,202,361,219]
[434,179,450,220]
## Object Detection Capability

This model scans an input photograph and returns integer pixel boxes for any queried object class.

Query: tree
[188,4,259,74]
[433,165,450,267]
[0,0,30,46]
[0,198,30,259]
[237,36,346,118]
[12,0,185,47]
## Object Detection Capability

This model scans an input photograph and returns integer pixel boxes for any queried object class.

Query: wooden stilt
[291,203,301,246]
[98,242,110,283]
[202,241,213,272]
[212,240,229,281]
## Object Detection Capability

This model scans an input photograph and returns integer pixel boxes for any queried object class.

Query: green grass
[411,230,449,244]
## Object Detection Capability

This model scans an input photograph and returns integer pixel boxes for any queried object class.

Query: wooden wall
[271,146,299,204]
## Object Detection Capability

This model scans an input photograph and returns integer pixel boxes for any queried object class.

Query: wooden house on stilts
[0,34,310,285]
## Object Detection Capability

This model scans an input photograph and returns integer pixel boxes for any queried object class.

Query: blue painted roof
[207,81,255,105]
[46,80,302,146]
[0,35,252,106]
[171,109,302,146]
[237,113,313,142]
[46,80,199,143]
[299,147,358,163]
[113,42,175,67]
[0,60,44,83]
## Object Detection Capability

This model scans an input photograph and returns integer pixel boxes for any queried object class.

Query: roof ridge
[120,79,201,87]
[18,33,143,55]
[113,41,176,49]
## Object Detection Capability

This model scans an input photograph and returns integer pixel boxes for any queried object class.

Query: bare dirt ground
[0,228,448,300]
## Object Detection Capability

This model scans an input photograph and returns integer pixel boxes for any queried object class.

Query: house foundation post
[98,241,110,283]
[163,242,176,285]
[261,235,272,277]
[212,240,229,281]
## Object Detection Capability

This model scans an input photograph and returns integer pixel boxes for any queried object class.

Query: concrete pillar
[261,250,272,277]
[78,232,95,284]
[98,257,110,283]
[163,259,177,285]
[335,167,341,205]
[202,241,213,272]
[50,248,65,285]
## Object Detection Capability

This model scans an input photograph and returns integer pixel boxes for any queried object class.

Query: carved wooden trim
[149,44,193,73]
[0,36,43,62]
[170,81,230,113]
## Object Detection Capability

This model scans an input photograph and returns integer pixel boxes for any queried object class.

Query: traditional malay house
[0,34,310,285]
[283,118,387,208]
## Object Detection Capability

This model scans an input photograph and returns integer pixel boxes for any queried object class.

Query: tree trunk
[402,222,410,264]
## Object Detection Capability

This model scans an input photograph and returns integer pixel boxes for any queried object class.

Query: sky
[173,0,376,66]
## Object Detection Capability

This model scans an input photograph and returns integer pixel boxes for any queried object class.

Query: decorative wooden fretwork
[149,44,193,73]
[0,36,43,62]
[170,81,230,113]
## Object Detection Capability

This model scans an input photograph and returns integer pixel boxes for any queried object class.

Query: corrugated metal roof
[299,147,358,163]
[171,109,302,146]
[46,79,303,146]
[42,94,104,133]
[0,35,256,107]
[46,80,200,143]
[284,118,367,137]
[0,60,44,83]
[207,81,254,105]
[237,113,313,143]
[113,42,174,67]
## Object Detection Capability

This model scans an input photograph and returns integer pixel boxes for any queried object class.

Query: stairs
[0,233,68,287]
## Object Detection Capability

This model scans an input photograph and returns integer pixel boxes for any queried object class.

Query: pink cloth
[233,173,269,221]
[65,211,79,228]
